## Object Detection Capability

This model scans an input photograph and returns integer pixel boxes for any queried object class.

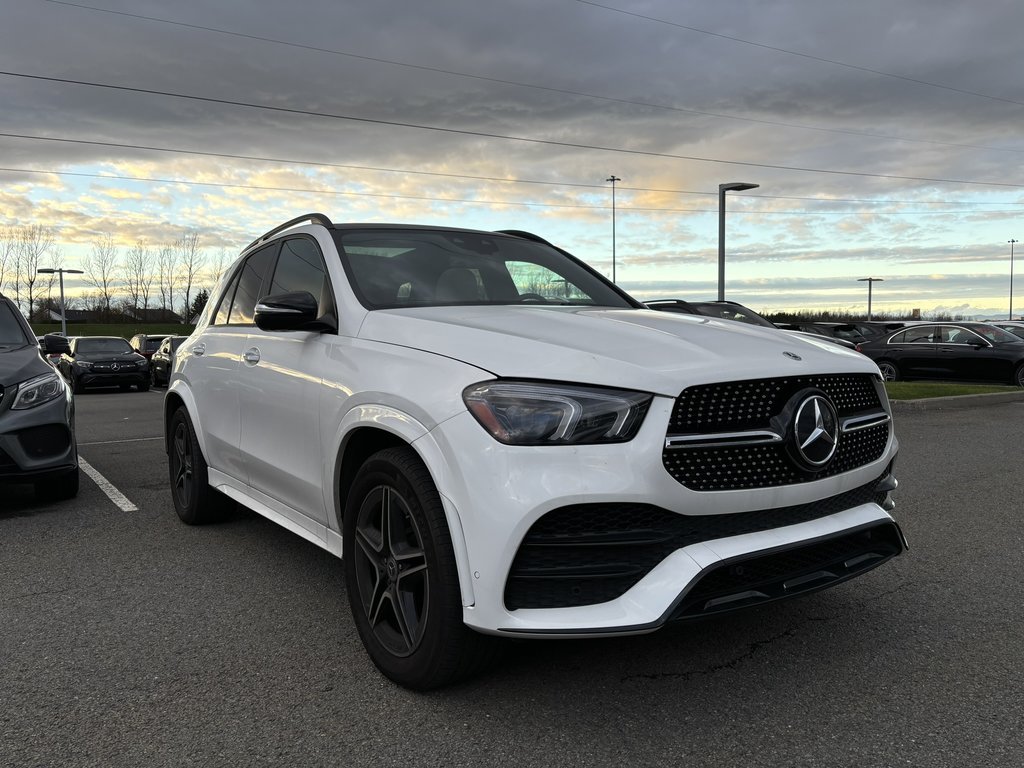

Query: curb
[890,391,1024,411]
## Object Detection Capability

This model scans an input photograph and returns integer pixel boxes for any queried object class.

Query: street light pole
[36,267,83,337]
[1009,239,1018,320]
[718,182,759,301]
[858,277,884,320]
[607,175,621,283]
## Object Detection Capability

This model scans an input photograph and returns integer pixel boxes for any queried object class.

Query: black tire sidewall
[342,447,464,690]
[169,407,209,524]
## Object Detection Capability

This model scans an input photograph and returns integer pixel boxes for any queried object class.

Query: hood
[0,343,52,387]
[357,306,875,396]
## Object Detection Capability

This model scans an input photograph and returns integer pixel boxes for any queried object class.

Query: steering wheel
[518,293,548,303]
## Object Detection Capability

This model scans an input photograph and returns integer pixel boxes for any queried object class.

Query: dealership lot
[2,392,1022,767]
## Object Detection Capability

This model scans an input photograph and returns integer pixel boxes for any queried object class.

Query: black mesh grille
[663,374,889,491]
[504,479,888,610]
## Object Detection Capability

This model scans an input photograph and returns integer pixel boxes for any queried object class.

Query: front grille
[669,522,905,620]
[663,374,889,492]
[504,479,888,610]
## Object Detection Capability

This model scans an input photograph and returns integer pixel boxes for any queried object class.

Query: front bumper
[426,396,902,637]
[73,369,147,388]
[0,386,77,485]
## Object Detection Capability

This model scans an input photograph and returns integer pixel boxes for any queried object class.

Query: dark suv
[58,336,150,393]
[130,333,165,360]
[0,293,79,500]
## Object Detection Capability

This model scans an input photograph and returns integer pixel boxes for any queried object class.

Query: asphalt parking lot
[2,391,1022,768]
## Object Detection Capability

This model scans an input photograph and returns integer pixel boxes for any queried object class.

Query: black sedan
[149,335,188,388]
[857,322,1024,387]
[58,336,150,393]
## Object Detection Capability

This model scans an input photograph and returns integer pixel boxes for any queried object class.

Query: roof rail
[245,213,335,251]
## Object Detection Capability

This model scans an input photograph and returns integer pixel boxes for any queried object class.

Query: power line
[575,0,1024,108]
[2,70,1022,189]
[3,132,1021,207]
[2,166,1019,216]
[38,0,1024,156]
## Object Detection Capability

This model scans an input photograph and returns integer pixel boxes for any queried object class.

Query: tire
[150,367,159,388]
[343,447,500,690]
[1014,363,1024,389]
[876,361,900,382]
[71,377,84,395]
[36,467,80,502]
[168,406,231,524]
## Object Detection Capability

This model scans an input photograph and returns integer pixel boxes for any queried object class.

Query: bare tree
[83,233,119,316]
[41,247,65,322]
[121,241,153,314]
[176,231,205,321]
[18,224,55,319]
[156,245,180,318]
[0,225,16,296]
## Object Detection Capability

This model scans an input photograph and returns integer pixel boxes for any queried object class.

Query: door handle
[192,343,206,356]
[243,348,261,365]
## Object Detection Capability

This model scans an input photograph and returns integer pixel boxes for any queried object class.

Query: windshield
[0,301,32,346]
[77,337,133,354]
[334,229,635,310]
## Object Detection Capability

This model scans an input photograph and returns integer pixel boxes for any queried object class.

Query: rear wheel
[1014,363,1024,388]
[876,361,900,382]
[168,406,231,524]
[343,446,499,690]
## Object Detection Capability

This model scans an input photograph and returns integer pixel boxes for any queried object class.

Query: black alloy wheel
[1015,364,1024,388]
[168,406,230,524]
[352,483,430,658]
[343,447,499,690]
[876,361,900,382]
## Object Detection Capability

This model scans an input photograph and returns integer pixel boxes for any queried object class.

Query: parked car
[166,214,904,689]
[130,333,166,360]
[645,299,859,350]
[149,335,189,388]
[36,333,68,366]
[990,321,1024,341]
[785,322,870,345]
[0,293,78,500]
[857,322,1024,387]
[58,336,150,393]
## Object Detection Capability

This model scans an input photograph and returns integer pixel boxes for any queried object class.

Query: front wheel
[168,406,231,524]
[1014,363,1024,389]
[877,361,900,382]
[36,467,79,502]
[343,447,499,690]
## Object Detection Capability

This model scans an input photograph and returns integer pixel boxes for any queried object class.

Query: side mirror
[254,291,335,332]
[42,334,71,355]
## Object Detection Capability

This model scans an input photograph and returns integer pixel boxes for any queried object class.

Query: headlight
[12,371,66,410]
[74,360,92,368]
[137,359,148,368]
[463,380,652,445]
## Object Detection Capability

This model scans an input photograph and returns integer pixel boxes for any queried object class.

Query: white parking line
[79,457,139,512]
[79,436,163,447]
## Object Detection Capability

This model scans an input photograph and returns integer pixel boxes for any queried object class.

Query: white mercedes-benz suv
[165,213,904,689]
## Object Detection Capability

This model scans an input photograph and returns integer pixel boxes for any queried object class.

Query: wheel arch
[329,410,476,608]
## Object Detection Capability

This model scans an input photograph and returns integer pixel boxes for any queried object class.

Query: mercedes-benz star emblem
[792,394,839,467]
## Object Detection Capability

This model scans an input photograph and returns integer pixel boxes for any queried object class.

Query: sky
[2,0,1024,318]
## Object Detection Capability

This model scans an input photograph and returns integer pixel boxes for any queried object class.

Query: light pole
[858,277,884,320]
[1009,239,1018,320]
[36,267,83,337]
[718,182,759,301]
[607,175,621,283]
